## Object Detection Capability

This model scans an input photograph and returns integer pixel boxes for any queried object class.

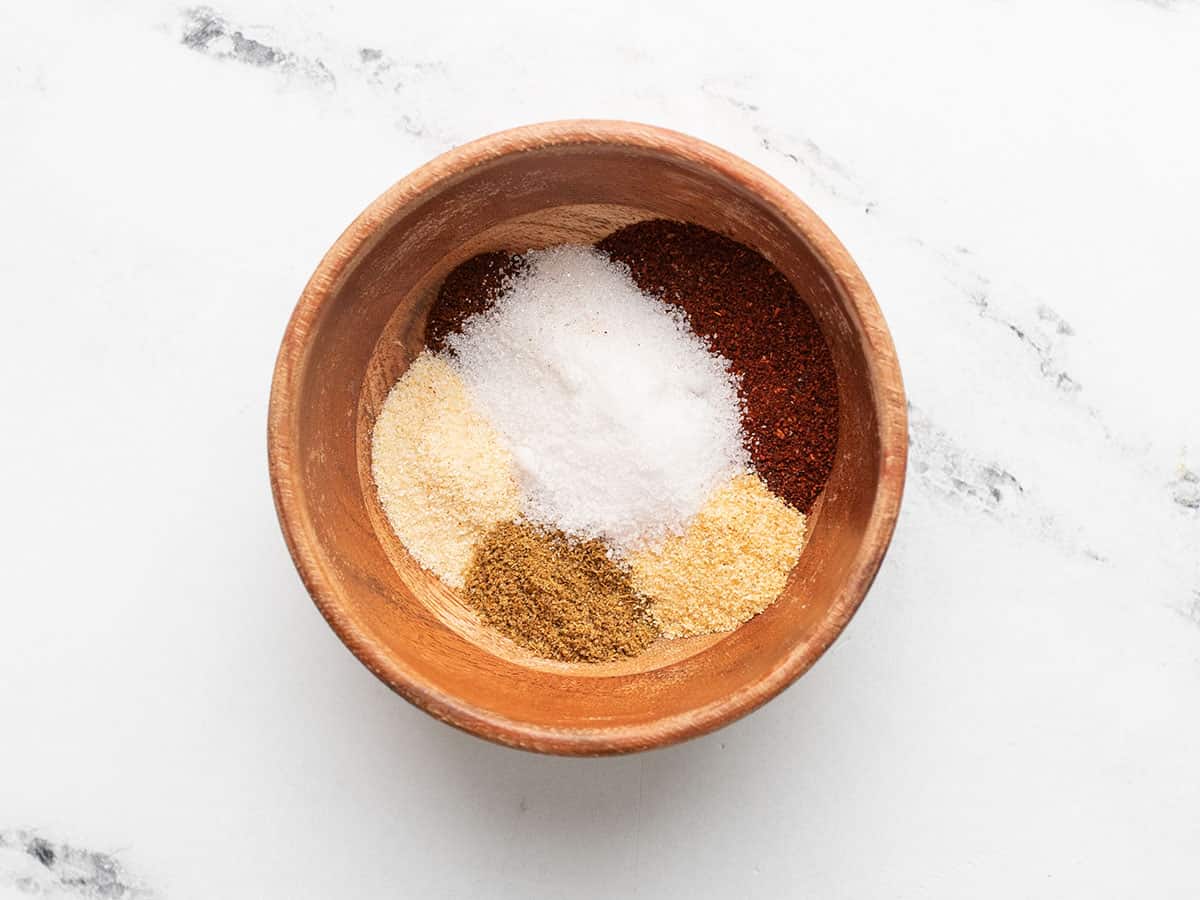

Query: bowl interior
[272,126,904,753]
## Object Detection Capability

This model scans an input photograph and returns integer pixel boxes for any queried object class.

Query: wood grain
[267,120,908,755]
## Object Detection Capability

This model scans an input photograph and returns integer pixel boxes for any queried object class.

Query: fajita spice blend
[599,220,839,513]
[369,220,840,661]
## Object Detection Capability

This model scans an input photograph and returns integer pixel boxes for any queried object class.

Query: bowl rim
[268,119,908,755]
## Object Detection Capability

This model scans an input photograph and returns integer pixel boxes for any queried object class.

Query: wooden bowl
[268,120,907,755]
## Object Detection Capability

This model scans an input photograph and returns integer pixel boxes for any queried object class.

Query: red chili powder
[598,220,839,513]
[424,251,522,352]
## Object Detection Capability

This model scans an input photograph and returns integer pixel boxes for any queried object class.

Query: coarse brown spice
[425,251,523,352]
[463,520,659,662]
[598,220,840,513]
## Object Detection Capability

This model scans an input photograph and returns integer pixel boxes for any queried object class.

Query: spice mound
[371,353,519,588]
[425,251,523,352]
[446,246,747,554]
[631,473,807,638]
[464,521,659,662]
[370,222,839,662]
[599,220,839,513]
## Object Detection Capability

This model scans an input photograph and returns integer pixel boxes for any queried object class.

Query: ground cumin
[463,521,659,662]
[598,220,839,513]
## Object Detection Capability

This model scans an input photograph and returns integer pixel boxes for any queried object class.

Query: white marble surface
[2,0,1199,896]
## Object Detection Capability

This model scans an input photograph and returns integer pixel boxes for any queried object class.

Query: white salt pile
[445,246,748,555]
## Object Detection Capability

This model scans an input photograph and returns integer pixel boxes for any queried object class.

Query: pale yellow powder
[371,352,520,588]
[631,472,807,638]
